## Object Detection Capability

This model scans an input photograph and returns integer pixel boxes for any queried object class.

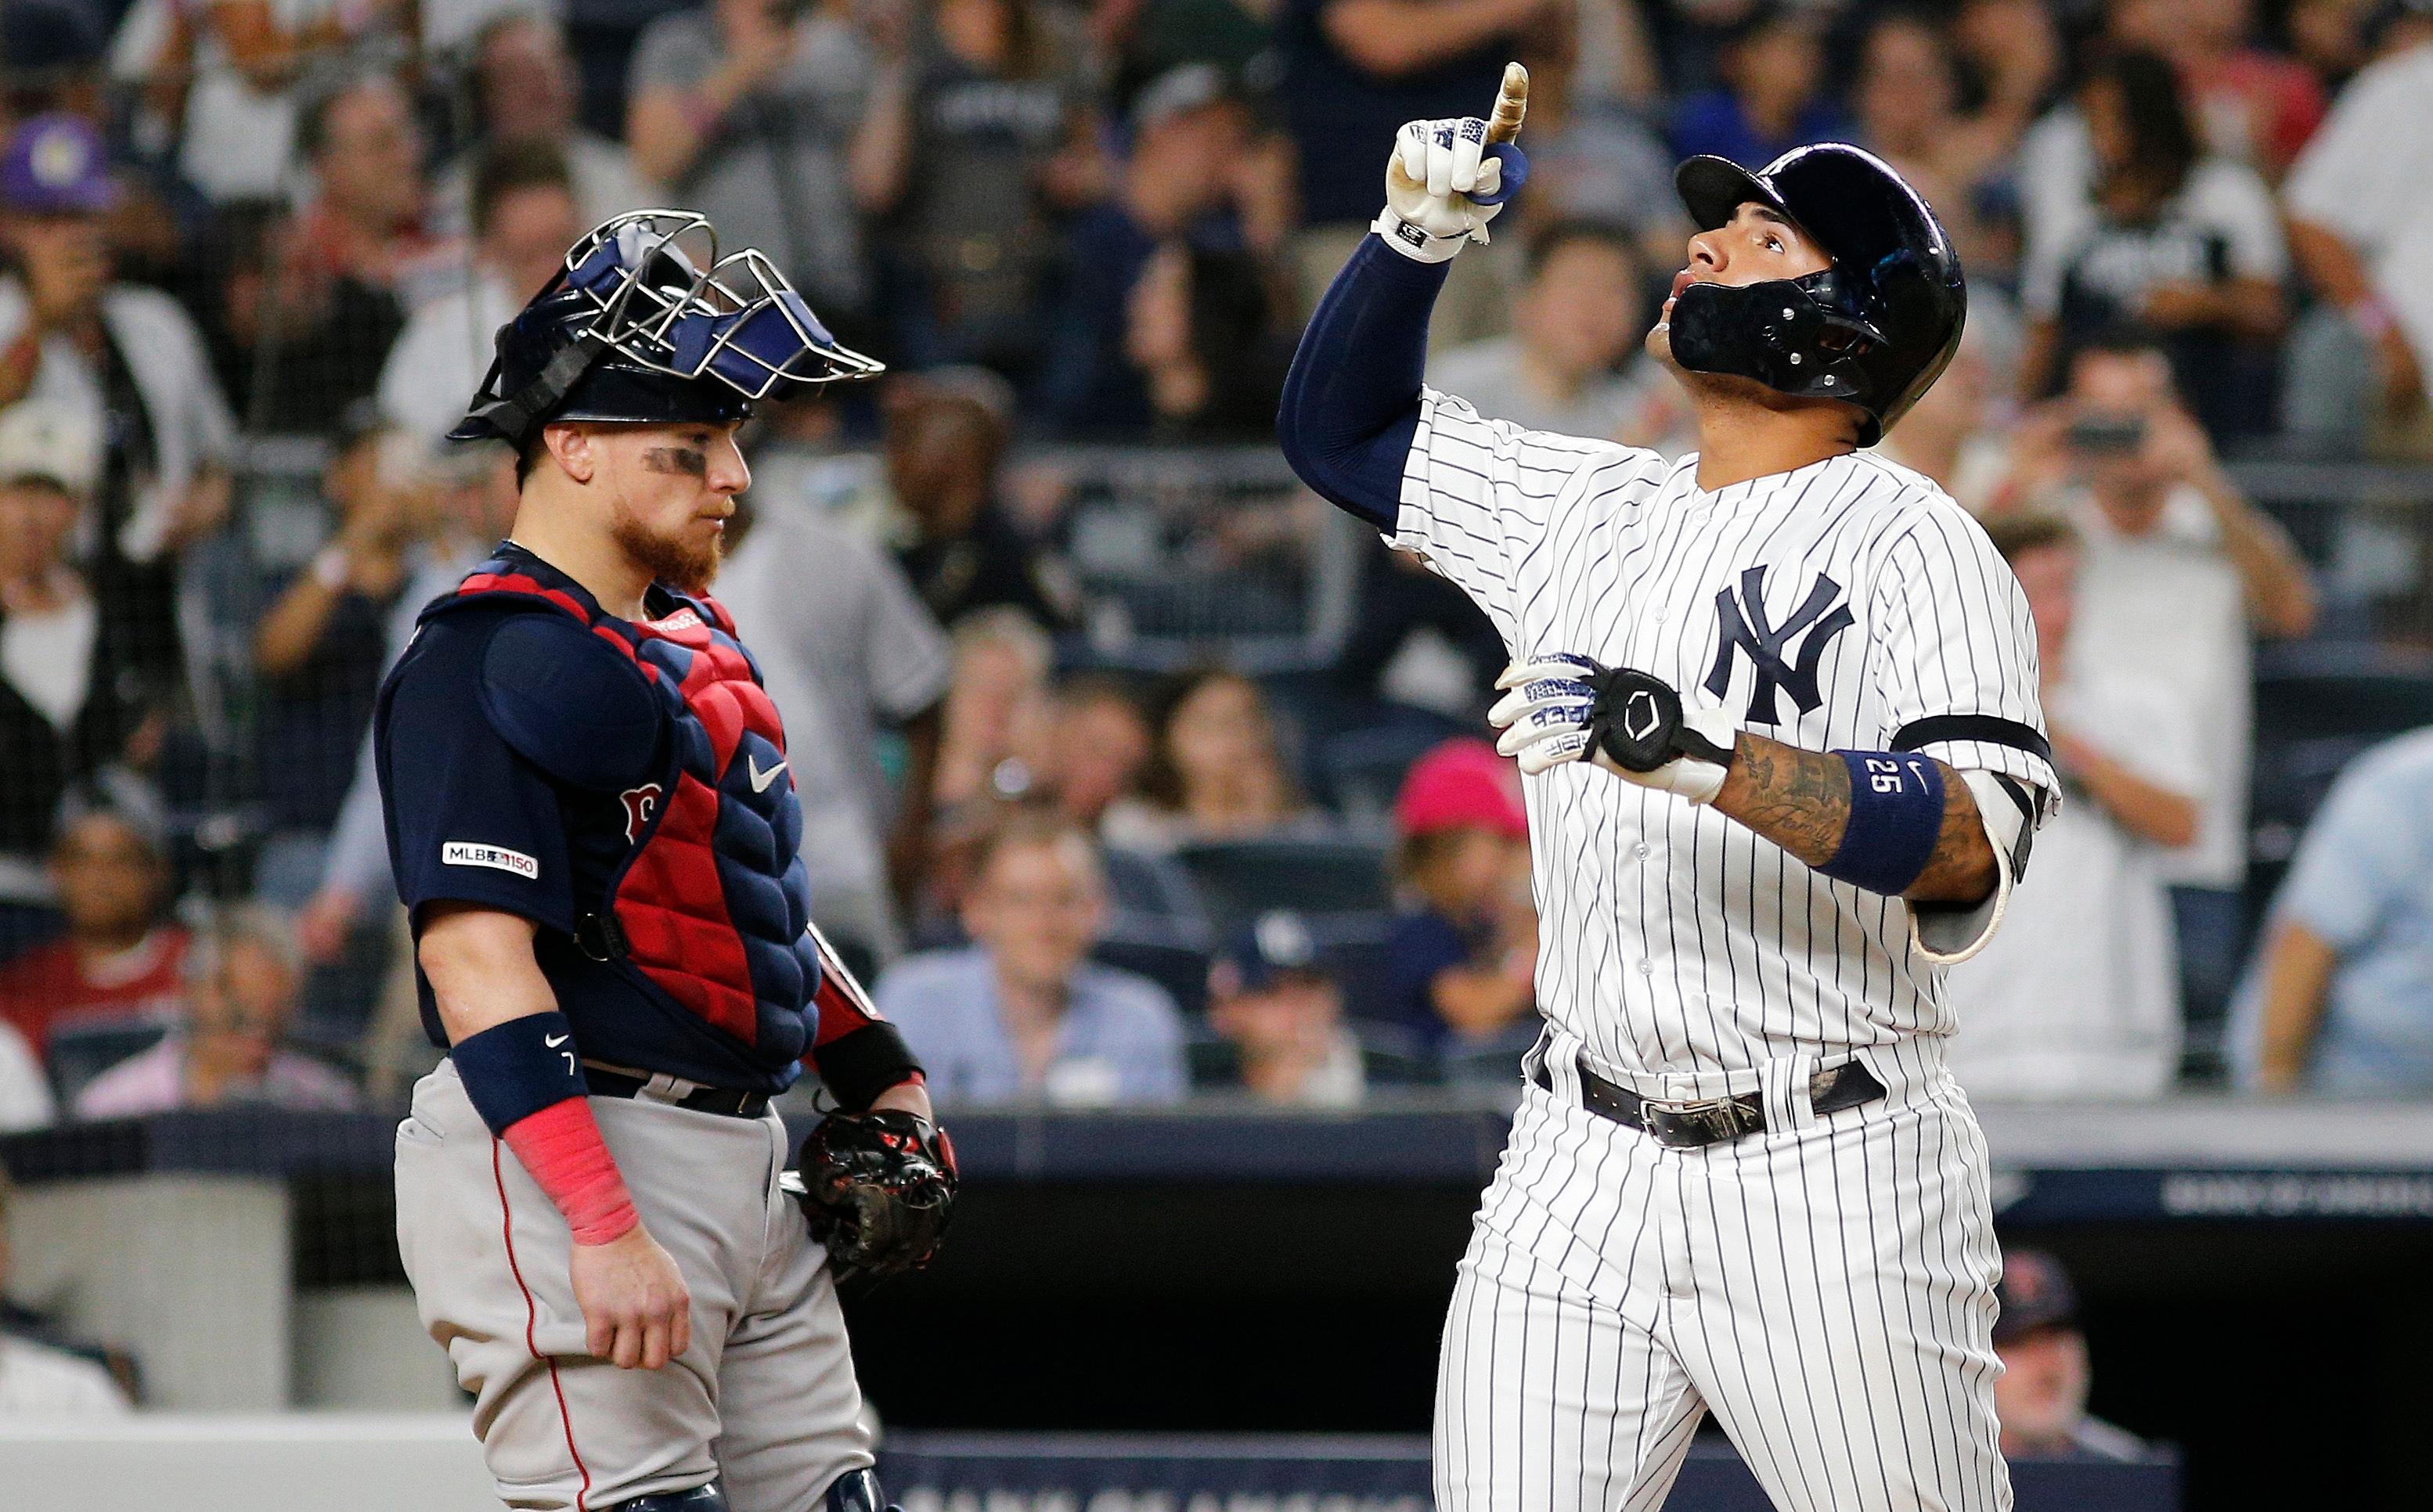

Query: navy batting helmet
[1666,144,1965,446]
[450,210,882,447]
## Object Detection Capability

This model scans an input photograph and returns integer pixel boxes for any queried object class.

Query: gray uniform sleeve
[853,534,953,722]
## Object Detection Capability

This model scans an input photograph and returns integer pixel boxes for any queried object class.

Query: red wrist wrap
[501,1098,639,1245]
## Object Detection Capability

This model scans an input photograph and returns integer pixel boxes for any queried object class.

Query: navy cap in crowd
[1,112,113,215]
[1211,909,1334,996]
[1992,1250,2080,1345]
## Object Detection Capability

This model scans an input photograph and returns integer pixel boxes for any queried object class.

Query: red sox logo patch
[619,783,664,844]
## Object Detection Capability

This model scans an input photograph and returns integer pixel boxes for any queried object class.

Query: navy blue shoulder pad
[478,611,665,791]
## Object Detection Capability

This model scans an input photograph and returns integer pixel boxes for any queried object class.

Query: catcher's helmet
[1666,144,1964,446]
[450,210,883,447]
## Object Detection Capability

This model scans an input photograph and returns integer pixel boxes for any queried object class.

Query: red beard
[611,509,723,596]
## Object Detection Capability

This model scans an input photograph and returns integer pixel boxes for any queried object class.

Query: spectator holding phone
[247,405,432,906]
[1995,337,2315,1039]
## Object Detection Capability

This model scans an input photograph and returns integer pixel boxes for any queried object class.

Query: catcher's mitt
[785,1110,957,1280]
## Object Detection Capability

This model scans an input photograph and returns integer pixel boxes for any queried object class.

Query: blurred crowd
[1,0,2432,1130]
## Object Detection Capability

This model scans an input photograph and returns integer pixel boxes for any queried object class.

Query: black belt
[1531,1053,1884,1149]
[585,1065,770,1119]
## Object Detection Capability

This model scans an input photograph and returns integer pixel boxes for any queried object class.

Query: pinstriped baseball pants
[1434,1039,2012,1512]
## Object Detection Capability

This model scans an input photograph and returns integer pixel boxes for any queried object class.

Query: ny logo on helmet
[1703,566,1854,725]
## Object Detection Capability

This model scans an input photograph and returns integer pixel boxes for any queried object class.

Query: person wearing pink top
[74,906,355,1119]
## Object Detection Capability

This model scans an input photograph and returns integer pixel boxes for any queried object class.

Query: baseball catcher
[381,210,949,1512]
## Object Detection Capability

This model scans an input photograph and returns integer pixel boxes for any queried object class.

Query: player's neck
[1689,398,1859,493]
[506,504,654,622]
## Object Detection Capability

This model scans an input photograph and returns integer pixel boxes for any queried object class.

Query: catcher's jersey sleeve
[1390,386,1656,646]
[380,615,579,934]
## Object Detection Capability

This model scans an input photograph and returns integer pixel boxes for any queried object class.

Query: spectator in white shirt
[2016,50,2287,441]
[0,113,236,564]
[376,142,582,445]
[1427,218,1671,448]
[1948,513,2196,1100]
[2281,9,2433,450]
[1995,337,2316,1040]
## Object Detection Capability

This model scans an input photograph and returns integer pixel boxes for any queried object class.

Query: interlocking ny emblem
[1703,566,1855,725]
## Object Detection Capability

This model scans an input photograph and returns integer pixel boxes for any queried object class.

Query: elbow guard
[1815,751,1945,895]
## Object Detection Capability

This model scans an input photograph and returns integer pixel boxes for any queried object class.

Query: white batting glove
[1376,117,1518,264]
[1489,655,1739,806]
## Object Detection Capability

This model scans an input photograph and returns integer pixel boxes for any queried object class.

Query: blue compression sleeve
[1276,234,1452,530]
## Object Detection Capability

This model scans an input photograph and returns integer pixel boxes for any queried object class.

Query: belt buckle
[1638,1093,1744,1149]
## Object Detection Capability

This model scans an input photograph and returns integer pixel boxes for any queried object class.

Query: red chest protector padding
[451,565,820,1061]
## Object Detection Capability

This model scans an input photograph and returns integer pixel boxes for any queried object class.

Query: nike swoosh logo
[544,1034,568,1048]
[748,755,788,794]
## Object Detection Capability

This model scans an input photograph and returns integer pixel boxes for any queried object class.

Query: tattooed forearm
[1712,733,1852,869]
[1905,765,1998,904]
[642,445,709,479]
[1711,735,1997,904]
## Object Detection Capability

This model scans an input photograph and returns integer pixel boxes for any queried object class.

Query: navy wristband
[1818,751,1945,895]
[451,1011,588,1137]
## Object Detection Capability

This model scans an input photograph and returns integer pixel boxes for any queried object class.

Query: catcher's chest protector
[442,563,822,1059]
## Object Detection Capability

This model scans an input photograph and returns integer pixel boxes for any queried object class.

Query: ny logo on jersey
[1703,566,1855,725]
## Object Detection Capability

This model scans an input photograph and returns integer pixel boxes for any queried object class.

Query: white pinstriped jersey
[1393,387,2060,1079]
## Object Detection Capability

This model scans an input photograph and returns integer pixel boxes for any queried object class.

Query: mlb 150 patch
[442,841,539,879]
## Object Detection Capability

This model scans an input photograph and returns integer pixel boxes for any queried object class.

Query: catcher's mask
[450,209,884,448]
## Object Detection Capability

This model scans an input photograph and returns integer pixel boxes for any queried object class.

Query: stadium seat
[1314,713,1473,830]
[1091,937,1213,1017]
[1173,837,1395,934]
[2253,644,2433,743]
[47,1019,172,1111]
[1353,1022,1439,1086]
[1101,846,1211,931]
[1437,1022,1542,1089]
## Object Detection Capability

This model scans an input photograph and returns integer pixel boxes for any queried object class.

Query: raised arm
[1278,110,1523,527]
[1276,236,1444,528]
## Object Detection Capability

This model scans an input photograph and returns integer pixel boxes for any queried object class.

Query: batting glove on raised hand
[1375,117,1527,264]
[1490,654,1739,805]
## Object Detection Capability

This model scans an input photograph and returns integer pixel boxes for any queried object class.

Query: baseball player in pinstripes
[1278,68,2056,1512]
